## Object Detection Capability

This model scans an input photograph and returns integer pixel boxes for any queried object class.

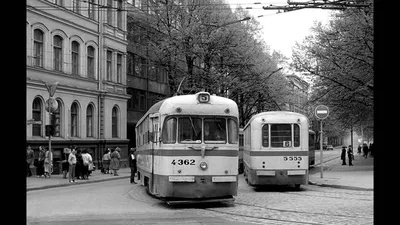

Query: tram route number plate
[171,159,195,165]
[283,156,302,161]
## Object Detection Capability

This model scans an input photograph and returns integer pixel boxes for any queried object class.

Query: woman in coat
[109,147,121,176]
[341,146,346,165]
[44,148,53,178]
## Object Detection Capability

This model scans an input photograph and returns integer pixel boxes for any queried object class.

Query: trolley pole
[314,105,329,179]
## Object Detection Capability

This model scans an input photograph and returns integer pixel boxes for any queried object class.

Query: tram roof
[244,111,308,130]
[136,92,238,127]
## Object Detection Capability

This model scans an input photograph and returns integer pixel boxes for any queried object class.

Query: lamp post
[45,82,59,165]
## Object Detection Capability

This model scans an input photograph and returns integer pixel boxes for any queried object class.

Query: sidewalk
[26,167,132,191]
[308,153,374,191]
[27,154,374,192]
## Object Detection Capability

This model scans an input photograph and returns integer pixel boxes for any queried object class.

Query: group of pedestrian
[27,146,53,178]
[341,145,354,166]
[101,147,122,176]
[357,143,373,158]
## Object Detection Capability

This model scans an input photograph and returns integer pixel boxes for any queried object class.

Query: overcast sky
[226,0,333,57]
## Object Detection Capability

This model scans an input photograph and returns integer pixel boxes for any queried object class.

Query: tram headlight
[199,161,208,170]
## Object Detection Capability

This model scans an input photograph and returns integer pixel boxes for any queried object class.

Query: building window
[71,103,78,137]
[107,50,112,81]
[112,106,118,138]
[88,0,95,19]
[133,89,146,111]
[71,41,80,75]
[117,54,122,83]
[87,105,94,137]
[117,0,123,29]
[127,52,134,75]
[53,35,63,72]
[127,88,134,110]
[73,0,80,14]
[87,46,95,78]
[32,98,42,136]
[33,29,44,67]
[107,0,112,25]
[52,100,61,137]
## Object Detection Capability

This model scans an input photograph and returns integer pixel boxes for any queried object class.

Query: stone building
[26,0,130,173]
[285,74,309,116]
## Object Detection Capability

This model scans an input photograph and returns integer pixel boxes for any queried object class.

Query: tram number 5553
[171,159,195,165]
[283,156,302,161]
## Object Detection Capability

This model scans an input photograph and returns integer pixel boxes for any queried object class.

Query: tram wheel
[295,184,301,189]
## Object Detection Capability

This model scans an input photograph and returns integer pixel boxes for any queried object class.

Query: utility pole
[45,82,59,171]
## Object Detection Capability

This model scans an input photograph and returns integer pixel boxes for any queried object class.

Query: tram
[135,91,239,204]
[238,128,244,174]
[243,111,309,189]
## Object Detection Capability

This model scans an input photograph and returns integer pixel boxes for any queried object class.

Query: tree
[291,0,373,133]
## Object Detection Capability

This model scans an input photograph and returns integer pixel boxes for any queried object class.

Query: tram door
[149,113,160,194]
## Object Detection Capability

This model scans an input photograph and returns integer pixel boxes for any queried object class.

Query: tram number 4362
[171,159,195,165]
[283,156,302,161]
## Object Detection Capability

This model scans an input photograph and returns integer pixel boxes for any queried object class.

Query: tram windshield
[162,116,238,144]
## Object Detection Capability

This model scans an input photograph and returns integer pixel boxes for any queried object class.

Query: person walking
[362,143,369,159]
[26,146,34,177]
[36,146,46,177]
[61,147,71,179]
[357,145,362,155]
[75,149,83,180]
[44,148,53,178]
[129,148,137,184]
[68,148,77,183]
[110,147,121,176]
[347,145,354,166]
[341,146,346,165]
[102,149,111,174]
[81,149,92,180]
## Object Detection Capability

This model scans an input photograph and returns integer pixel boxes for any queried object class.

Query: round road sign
[314,105,329,120]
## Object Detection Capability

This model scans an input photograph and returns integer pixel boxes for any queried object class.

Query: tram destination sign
[314,105,329,120]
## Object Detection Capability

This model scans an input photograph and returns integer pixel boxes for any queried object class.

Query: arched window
[71,41,80,75]
[87,46,95,78]
[53,35,63,71]
[52,100,61,137]
[71,103,78,137]
[33,29,44,67]
[86,105,94,137]
[32,98,42,136]
[112,106,118,138]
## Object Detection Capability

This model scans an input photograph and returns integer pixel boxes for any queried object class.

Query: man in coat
[26,146,34,177]
[129,148,137,184]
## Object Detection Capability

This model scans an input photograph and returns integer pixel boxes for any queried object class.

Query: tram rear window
[266,124,300,148]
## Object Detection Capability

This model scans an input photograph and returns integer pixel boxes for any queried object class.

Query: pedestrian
[26,146,34,177]
[36,146,46,177]
[61,147,71,179]
[369,143,373,157]
[362,143,369,159]
[357,145,362,155]
[102,149,111,174]
[129,148,137,184]
[110,147,121,176]
[347,145,354,166]
[75,149,83,179]
[341,146,346,165]
[81,149,92,180]
[68,148,77,183]
[44,148,53,178]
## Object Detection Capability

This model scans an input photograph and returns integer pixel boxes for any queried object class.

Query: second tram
[243,111,310,189]
[135,91,239,204]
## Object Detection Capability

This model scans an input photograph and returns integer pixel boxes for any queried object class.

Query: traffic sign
[27,119,42,125]
[314,105,329,120]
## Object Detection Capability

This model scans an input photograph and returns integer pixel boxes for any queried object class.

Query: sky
[225,0,333,58]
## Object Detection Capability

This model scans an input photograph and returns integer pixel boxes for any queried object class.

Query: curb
[308,181,373,191]
[27,175,130,192]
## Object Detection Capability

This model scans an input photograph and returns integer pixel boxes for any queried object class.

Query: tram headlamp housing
[199,161,208,170]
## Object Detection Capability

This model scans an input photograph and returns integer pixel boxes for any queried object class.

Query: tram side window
[271,124,291,147]
[162,117,177,143]
[294,124,300,147]
[262,124,269,147]
[227,118,238,144]
[178,117,202,143]
[204,118,226,142]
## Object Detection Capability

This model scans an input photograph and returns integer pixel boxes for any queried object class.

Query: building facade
[285,74,309,116]
[26,0,130,173]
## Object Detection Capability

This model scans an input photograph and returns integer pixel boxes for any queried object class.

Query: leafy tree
[291,1,373,135]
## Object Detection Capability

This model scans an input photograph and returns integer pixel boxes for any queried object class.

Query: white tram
[243,111,309,189]
[135,92,239,204]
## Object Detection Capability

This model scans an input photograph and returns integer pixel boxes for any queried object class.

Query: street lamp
[45,81,59,170]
